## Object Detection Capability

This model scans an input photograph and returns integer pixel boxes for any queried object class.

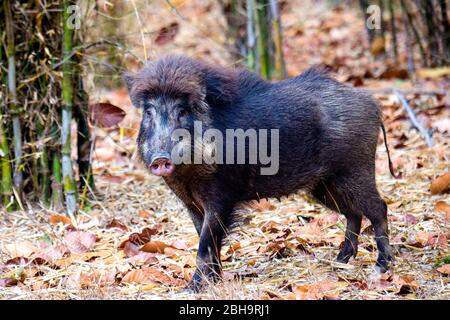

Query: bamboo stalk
[4,0,23,202]
[61,0,77,218]
[37,119,51,206]
[0,117,14,211]
[40,144,51,207]
[29,130,39,199]
[74,70,94,205]
[254,0,271,79]
[269,0,286,79]
[246,0,257,71]
[51,152,64,210]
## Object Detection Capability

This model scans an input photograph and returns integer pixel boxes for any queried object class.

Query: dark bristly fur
[124,55,396,292]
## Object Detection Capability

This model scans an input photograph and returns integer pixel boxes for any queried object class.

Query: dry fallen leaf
[435,201,450,221]
[49,214,72,226]
[436,264,450,275]
[0,277,18,287]
[128,252,158,265]
[125,227,160,246]
[90,102,126,128]
[122,267,184,286]
[3,241,38,258]
[105,218,129,232]
[292,280,348,299]
[426,234,447,248]
[141,240,172,254]
[64,231,97,253]
[430,172,450,195]
[80,269,116,288]
[154,22,179,46]
[123,241,140,258]
[247,198,276,211]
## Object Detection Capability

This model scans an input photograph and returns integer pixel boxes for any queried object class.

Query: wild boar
[124,55,396,291]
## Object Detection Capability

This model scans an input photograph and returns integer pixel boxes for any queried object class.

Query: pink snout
[149,158,175,176]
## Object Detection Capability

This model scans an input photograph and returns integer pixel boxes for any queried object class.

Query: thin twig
[393,89,433,147]
[130,0,148,61]
[165,0,187,20]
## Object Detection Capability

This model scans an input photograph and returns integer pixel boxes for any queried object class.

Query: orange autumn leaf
[435,201,450,221]
[122,267,184,286]
[141,240,172,254]
[430,172,450,195]
[49,214,72,226]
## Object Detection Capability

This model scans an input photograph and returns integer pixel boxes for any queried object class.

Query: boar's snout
[149,154,175,176]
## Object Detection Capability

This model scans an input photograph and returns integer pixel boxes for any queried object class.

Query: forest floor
[0,0,449,299]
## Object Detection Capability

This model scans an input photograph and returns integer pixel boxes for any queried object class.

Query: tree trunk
[388,0,398,60]
[420,0,440,66]
[400,0,428,67]
[439,0,450,62]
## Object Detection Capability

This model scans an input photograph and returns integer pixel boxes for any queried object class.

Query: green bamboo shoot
[269,0,286,79]
[254,0,270,79]
[0,118,14,211]
[246,0,257,71]
[4,0,23,200]
[61,0,77,218]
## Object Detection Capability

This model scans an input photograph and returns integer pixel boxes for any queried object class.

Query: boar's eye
[178,108,189,120]
[145,108,152,118]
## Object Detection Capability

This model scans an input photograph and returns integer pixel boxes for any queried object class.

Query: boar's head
[124,56,211,176]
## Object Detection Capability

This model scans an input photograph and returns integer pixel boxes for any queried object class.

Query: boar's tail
[380,121,399,179]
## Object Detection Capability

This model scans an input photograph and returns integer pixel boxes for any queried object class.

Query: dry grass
[0,106,449,299]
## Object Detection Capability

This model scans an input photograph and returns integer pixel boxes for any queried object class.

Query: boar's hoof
[184,274,208,293]
[336,245,357,264]
[183,269,221,293]
[183,280,204,293]
[375,253,394,273]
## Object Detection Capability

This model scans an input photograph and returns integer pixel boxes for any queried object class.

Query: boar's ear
[194,84,209,113]
[123,72,143,108]
[123,72,135,93]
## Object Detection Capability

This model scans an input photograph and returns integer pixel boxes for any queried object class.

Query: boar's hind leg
[312,181,362,263]
[186,203,233,292]
[362,195,393,273]
[314,177,393,272]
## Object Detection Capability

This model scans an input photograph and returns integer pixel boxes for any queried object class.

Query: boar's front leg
[186,203,204,236]
[185,201,233,292]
